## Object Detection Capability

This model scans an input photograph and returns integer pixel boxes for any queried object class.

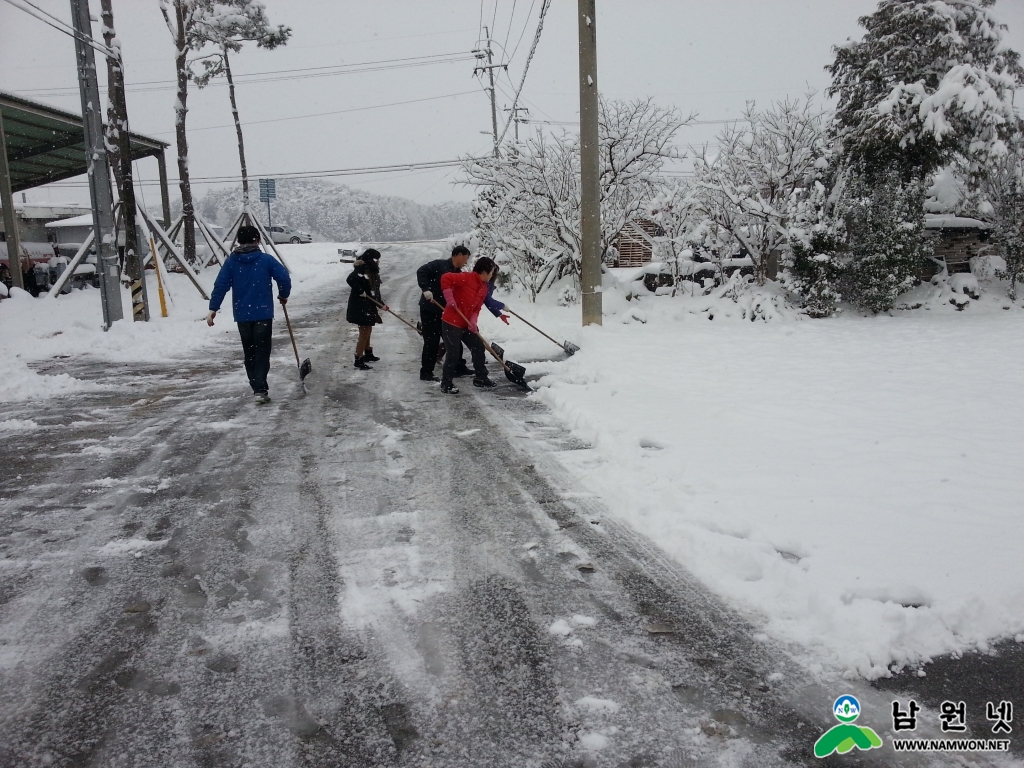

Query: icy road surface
[0,245,1003,767]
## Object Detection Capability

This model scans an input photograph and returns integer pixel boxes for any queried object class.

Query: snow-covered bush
[843,170,932,313]
[786,230,845,318]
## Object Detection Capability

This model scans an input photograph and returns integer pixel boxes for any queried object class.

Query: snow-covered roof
[923,214,991,230]
[45,213,93,228]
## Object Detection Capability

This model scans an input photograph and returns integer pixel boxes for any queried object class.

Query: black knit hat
[237,225,260,244]
[362,248,381,261]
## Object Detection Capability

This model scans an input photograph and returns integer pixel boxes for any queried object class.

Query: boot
[363,347,380,362]
[354,354,372,370]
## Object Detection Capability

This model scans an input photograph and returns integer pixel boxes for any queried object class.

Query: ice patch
[98,538,167,556]
[570,614,597,627]
[575,696,621,714]
[0,419,39,432]
[548,619,573,636]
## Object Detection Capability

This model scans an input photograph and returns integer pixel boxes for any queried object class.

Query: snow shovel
[365,295,422,336]
[505,309,580,356]
[280,301,312,387]
[430,298,530,390]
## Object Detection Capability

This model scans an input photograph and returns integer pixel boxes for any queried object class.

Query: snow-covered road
[0,246,1013,767]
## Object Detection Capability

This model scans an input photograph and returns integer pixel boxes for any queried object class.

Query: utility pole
[578,0,602,326]
[504,105,530,143]
[473,27,506,158]
[71,0,124,328]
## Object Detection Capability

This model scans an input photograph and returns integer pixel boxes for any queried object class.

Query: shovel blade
[299,358,312,380]
[491,343,505,361]
[563,341,581,356]
[504,359,530,390]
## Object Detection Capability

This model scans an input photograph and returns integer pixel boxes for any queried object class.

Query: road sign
[258,178,276,202]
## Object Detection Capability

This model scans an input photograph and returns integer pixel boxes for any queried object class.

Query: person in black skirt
[346,248,384,370]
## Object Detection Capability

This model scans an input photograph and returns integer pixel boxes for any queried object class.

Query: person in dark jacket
[416,245,470,381]
[207,225,291,404]
[484,265,511,325]
[346,248,384,370]
[439,256,496,394]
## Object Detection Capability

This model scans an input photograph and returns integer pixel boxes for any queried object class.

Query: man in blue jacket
[206,225,291,404]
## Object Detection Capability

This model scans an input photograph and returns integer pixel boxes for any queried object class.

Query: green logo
[814,695,883,758]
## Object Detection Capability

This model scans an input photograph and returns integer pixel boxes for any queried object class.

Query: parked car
[268,225,312,244]
[338,248,358,263]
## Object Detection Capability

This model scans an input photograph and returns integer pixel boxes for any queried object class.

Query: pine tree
[827,0,1023,184]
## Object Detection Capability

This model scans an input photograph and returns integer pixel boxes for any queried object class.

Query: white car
[338,248,358,263]
[268,225,312,244]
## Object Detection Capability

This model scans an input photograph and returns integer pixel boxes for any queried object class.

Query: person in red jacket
[439,256,496,394]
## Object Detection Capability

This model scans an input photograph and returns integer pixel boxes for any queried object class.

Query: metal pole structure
[71,0,123,328]
[485,30,499,158]
[0,117,26,291]
[578,0,602,326]
[156,151,172,229]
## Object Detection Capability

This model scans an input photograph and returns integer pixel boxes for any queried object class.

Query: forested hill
[197,179,473,242]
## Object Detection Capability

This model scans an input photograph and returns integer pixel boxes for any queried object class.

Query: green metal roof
[1,91,168,193]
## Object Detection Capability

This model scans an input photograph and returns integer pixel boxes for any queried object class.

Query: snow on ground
[0,243,348,403]
[484,271,1024,681]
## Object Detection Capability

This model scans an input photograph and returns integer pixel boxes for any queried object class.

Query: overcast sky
[3,0,1024,208]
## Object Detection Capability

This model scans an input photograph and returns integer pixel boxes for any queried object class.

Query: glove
[206,310,217,327]
[442,288,455,306]
[384,305,390,312]
[469,322,479,334]
[499,314,510,325]
[422,290,433,301]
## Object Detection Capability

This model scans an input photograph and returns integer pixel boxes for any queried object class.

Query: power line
[14,52,477,97]
[1,0,115,58]
[501,0,519,56]
[495,0,550,147]
[148,90,481,135]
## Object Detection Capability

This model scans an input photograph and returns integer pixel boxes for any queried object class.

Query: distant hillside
[197,179,473,242]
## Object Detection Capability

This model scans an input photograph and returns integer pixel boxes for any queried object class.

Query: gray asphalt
[0,246,1011,768]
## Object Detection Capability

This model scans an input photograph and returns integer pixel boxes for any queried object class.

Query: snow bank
[483,278,1024,680]
[0,243,345,403]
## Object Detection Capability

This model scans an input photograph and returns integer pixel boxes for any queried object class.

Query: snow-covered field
[0,243,347,403]
[486,272,1024,681]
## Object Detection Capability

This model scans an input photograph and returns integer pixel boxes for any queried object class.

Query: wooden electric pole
[71,0,124,328]
[578,0,602,325]
[474,28,506,158]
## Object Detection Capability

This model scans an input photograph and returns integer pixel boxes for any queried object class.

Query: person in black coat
[346,248,384,370]
[416,245,471,381]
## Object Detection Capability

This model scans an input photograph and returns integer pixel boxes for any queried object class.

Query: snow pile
[0,243,346,403]
[484,282,1024,680]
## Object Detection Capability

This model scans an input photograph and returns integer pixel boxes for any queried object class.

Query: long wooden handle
[366,295,422,335]
[281,301,302,370]
[506,308,564,349]
[429,297,512,375]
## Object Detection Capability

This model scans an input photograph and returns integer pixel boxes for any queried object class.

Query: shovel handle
[281,300,303,371]
[505,308,567,350]
[429,297,512,375]
[365,295,422,335]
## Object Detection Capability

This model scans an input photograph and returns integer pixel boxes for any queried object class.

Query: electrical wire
[501,0,518,56]
[147,90,481,135]
[16,52,478,97]
[494,0,549,147]
[508,0,538,65]
[1,0,116,58]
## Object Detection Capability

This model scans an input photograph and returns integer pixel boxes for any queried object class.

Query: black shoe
[420,373,440,382]
[440,383,459,394]
[254,390,271,404]
[354,354,372,370]
[473,377,497,389]
[453,365,472,378]
[363,348,381,362]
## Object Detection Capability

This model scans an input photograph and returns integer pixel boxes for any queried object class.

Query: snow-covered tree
[463,99,687,299]
[970,137,1024,298]
[691,96,829,284]
[190,1,290,205]
[159,0,203,267]
[647,181,701,292]
[827,0,1024,183]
